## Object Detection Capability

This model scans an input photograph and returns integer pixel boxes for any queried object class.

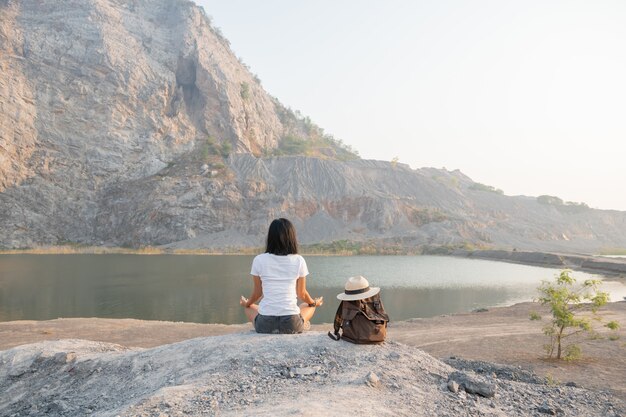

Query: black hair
[265,218,299,255]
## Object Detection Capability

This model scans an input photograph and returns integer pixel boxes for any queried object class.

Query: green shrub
[275,135,311,156]
[200,136,219,161]
[220,141,232,158]
[563,344,581,361]
[537,195,589,212]
[240,82,250,100]
[270,103,359,160]
[545,373,560,386]
[537,195,564,206]
[535,270,615,360]
[407,207,448,226]
[432,174,460,188]
[469,182,503,194]
[201,144,209,161]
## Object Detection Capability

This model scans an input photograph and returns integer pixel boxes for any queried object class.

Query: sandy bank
[429,248,626,277]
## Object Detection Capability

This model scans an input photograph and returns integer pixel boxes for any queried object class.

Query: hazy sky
[199,1,626,211]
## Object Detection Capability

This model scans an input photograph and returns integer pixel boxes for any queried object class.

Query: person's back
[251,252,307,316]
[239,218,323,334]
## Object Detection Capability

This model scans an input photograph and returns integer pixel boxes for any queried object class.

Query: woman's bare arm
[242,275,263,307]
[296,277,323,306]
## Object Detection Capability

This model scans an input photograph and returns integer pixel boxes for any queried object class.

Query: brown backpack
[327,293,389,344]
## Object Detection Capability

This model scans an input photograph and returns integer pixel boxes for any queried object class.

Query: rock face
[1,0,626,252]
[0,0,343,248]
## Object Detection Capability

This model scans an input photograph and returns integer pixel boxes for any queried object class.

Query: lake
[0,254,624,324]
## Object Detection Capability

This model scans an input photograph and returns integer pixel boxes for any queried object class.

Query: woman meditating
[240,218,323,334]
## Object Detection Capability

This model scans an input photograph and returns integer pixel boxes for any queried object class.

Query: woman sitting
[240,218,323,333]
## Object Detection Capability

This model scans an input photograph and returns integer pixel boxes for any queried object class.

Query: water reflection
[0,254,623,324]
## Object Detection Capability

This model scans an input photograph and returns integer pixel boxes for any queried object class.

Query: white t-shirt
[250,253,309,316]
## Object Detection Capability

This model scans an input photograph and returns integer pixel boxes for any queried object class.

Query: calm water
[0,254,624,324]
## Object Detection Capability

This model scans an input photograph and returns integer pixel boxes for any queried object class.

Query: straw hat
[336,276,380,301]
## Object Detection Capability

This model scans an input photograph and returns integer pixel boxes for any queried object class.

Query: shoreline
[434,248,626,277]
[2,246,626,276]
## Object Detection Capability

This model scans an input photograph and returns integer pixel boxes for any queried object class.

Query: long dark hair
[265,218,298,255]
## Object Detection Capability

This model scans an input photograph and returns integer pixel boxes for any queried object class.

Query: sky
[199,1,626,211]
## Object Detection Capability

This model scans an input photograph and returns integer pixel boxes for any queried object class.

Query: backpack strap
[327,301,343,341]
[370,296,389,323]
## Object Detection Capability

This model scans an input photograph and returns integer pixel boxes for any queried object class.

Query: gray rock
[447,380,459,393]
[8,368,26,378]
[444,358,544,385]
[53,352,76,364]
[448,371,496,398]
[366,371,381,388]
[537,401,556,415]
[292,367,319,376]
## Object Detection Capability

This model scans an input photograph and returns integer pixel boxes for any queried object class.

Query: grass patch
[598,248,626,256]
[302,240,424,256]
[0,246,166,255]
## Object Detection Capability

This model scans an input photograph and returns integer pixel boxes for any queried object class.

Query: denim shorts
[254,313,304,334]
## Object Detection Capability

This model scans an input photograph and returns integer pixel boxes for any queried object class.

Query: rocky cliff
[1,0,626,252]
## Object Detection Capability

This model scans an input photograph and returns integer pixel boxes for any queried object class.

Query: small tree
[534,270,612,360]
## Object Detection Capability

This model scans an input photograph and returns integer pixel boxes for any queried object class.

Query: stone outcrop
[1,0,626,252]
[0,334,623,416]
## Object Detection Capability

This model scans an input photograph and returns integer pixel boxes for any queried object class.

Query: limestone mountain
[1,0,625,253]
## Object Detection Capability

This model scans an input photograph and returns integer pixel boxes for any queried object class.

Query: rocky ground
[1,333,624,417]
[1,302,625,416]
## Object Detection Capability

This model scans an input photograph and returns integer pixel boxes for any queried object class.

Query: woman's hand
[313,297,324,307]
[240,295,249,307]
